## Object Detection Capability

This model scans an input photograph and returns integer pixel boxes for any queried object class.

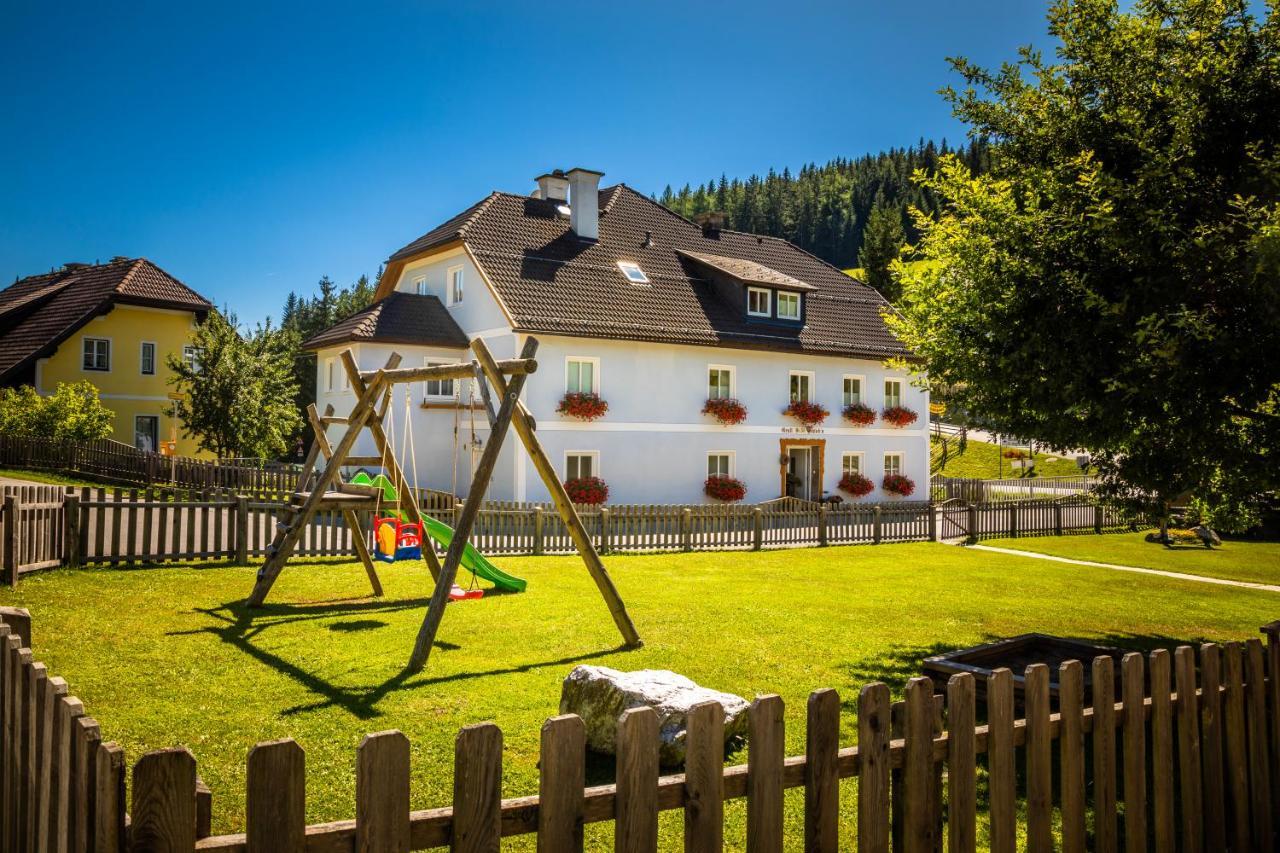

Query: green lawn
[0,467,113,489]
[984,531,1280,586]
[1,543,1275,847]
[933,437,1085,479]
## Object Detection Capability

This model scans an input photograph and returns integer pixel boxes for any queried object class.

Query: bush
[564,476,609,504]
[838,472,874,497]
[842,403,876,426]
[557,392,609,421]
[0,382,114,441]
[704,476,747,502]
[881,406,918,428]
[882,473,916,496]
[702,398,748,425]
[784,400,829,426]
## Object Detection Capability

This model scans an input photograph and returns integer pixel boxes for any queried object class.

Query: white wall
[393,246,510,336]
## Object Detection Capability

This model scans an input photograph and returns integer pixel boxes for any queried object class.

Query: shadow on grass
[171,597,633,720]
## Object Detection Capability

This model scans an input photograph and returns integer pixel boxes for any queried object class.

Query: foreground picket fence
[1,609,1278,851]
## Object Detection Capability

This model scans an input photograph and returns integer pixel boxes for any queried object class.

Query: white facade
[315,248,931,505]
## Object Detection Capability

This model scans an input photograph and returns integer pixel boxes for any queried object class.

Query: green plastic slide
[419,515,527,593]
[348,471,527,593]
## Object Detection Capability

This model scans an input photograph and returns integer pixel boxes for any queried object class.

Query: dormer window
[617,261,649,285]
[747,287,771,317]
[777,291,801,321]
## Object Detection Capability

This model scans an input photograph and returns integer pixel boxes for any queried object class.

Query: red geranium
[704,476,747,502]
[557,392,609,421]
[784,399,829,426]
[842,403,876,426]
[838,472,874,497]
[1002,448,1029,459]
[565,476,609,504]
[882,474,915,496]
[702,397,748,425]
[881,406,918,428]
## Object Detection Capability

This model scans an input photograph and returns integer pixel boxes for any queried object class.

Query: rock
[559,666,751,765]
[1194,525,1222,548]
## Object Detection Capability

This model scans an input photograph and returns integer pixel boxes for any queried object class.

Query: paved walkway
[969,543,1280,594]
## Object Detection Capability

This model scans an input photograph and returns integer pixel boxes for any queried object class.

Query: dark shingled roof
[301,291,469,351]
[674,249,817,291]
[0,258,213,384]
[382,185,911,360]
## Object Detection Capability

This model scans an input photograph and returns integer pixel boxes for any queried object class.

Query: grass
[1,543,1275,848]
[0,467,115,489]
[984,531,1280,586]
[933,437,1085,479]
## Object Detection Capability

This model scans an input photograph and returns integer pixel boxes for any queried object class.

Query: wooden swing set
[245,337,643,672]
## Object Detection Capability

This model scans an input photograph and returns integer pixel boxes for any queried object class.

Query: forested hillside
[657,139,990,271]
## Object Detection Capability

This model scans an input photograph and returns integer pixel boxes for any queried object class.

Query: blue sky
[1,1,1052,325]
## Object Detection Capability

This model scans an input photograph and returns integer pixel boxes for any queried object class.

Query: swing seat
[449,585,484,601]
[374,517,423,563]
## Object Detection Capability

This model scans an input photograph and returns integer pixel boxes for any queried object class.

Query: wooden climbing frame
[245,336,642,672]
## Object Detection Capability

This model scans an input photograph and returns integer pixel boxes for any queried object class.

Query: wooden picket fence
[0,434,301,496]
[2,608,1278,851]
[932,475,1096,503]
[1,487,1138,585]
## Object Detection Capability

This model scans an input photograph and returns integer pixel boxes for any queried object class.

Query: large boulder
[559,666,751,766]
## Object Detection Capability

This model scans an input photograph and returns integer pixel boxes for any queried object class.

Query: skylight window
[617,261,650,285]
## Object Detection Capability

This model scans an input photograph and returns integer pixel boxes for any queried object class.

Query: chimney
[695,211,725,237]
[567,167,604,241]
[534,169,570,202]
[62,262,91,271]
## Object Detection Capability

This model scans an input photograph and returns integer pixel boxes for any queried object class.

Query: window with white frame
[565,451,598,481]
[789,371,814,403]
[884,452,904,476]
[182,345,201,373]
[140,342,156,375]
[566,357,598,394]
[414,275,427,296]
[423,359,455,398]
[448,265,464,305]
[843,376,863,406]
[707,366,734,400]
[842,452,863,475]
[617,261,650,285]
[747,287,771,317]
[776,291,801,320]
[884,378,903,409]
[325,358,336,392]
[707,452,734,479]
[82,338,110,371]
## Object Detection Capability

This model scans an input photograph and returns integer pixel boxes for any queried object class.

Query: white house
[304,168,929,505]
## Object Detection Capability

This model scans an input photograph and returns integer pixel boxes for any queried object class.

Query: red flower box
[882,473,915,497]
[702,397,748,425]
[842,403,876,426]
[564,476,609,505]
[881,406,918,428]
[704,476,747,502]
[557,392,609,421]
[784,399,829,426]
[838,472,874,497]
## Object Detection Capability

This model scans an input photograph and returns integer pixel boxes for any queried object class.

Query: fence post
[752,507,763,551]
[817,505,828,547]
[63,495,80,569]
[872,506,882,545]
[681,508,692,552]
[234,497,249,564]
[1094,504,1103,534]
[599,507,611,554]
[1053,502,1063,536]
[3,496,17,587]
[927,503,937,541]
[1008,503,1018,539]
[531,508,544,556]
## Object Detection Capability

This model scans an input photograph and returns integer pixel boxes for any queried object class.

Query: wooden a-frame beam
[477,337,640,648]
[307,403,383,598]
[407,338,539,671]
[359,357,536,386]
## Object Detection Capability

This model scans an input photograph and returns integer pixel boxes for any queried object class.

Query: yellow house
[0,257,214,456]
